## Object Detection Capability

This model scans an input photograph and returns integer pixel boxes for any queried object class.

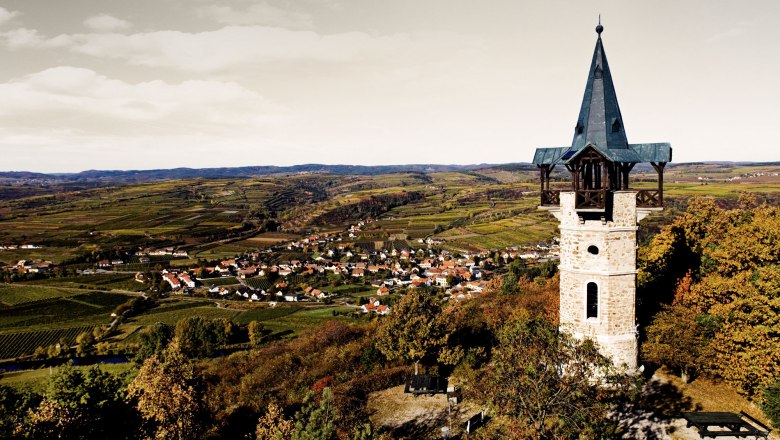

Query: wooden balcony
[575,190,606,209]
[636,189,663,208]
[539,189,664,209]
[541,190,560,206]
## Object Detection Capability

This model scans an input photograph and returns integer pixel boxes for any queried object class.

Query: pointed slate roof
[532,23,672,166]
[572,24,628,150]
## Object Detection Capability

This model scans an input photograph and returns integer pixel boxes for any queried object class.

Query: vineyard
[0,292,130,333]
[0,284,81,306]
[0,326,95,359]
[245,277,272,291]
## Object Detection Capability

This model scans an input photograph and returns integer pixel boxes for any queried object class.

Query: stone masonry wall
[556,191,639,369]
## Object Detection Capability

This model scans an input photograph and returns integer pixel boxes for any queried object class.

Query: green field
[0,284,83,306]
[233,305,303,325]
[30,273,146,292]
[201,276,240,287]
[128,304,240,325]
[257,306,357,334]
[0,363,136,392]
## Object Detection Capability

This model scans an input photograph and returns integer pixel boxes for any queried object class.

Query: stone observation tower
[531,23,671,369]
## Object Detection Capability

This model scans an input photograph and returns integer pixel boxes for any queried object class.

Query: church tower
[532,23,671,369]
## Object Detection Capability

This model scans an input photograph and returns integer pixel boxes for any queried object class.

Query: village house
[163,273,181,290]
[178,273,196,288]
[361,298,390,315]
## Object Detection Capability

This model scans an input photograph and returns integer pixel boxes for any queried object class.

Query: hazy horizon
[2,0,780,172]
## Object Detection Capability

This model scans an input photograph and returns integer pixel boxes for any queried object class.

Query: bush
[762,380,780,428]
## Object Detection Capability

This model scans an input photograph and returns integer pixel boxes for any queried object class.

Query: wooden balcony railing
[541,190,560,206]
[539,189,663,209]
[636,189,662,208]
[575,190,606,209]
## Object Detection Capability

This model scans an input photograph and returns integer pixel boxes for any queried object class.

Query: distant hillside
[0,163,505,185]
[2,161,779,186]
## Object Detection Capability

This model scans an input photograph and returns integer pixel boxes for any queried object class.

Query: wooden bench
[403,375,448,396]
[683,411,770,439]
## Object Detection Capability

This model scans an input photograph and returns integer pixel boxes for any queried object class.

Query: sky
[0,0,779,173]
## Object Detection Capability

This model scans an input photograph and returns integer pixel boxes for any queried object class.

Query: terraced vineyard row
[0,326,95,359]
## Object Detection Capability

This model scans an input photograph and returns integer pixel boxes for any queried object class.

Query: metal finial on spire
[596,15,603,35]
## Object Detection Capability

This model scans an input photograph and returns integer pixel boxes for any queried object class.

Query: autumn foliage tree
[639,195,780,399]
[642,304,708,382]
[128,340,207,440]
[374,288,447,374]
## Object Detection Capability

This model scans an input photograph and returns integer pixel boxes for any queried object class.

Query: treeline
[312,192,423,226]
[638,195,780,426]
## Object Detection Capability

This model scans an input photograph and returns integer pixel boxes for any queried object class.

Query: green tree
[249,321,267,347]
[762,380,780,429]
[374,289,446,374]
[75,331,94,357]
[291,388,338,440]
[470,316,627,439]
[174,316,228,357]
[26,363,136,439]
[501,272,518,295]
[134,323,173,363]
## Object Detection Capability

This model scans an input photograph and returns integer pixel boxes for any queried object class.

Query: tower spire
[572,20,628,150]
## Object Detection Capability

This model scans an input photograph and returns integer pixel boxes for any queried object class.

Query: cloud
[0,66,283,130]
[0,28,46,48]
[196,2,313,29]
[0,7,20,26]
[83,14,133,32]
[0,25,482,73]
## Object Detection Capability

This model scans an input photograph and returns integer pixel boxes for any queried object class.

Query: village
[127,218,560,315]
[1,219,561,316]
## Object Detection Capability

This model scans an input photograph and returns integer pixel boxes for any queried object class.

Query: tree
[290,388,338,440]
[75,331,94,357]
[134,323,173,363]
[642,304,708,382]
[501,272,518,295]
[127,341,206,440]
[25,363,136,439]
[0,384,38,439]
[762,380,780,429]
[374,289,447,374]
[255,402,294,440]
[470,316,628,439]
[174,316,228,357]
[249,321,268,347]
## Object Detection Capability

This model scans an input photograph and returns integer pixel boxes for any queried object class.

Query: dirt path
[367,385,478,439]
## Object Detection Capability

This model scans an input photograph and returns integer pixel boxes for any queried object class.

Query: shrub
[762,380,780,428]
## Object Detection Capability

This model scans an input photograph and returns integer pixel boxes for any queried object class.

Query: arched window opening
[586,282,598,319]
